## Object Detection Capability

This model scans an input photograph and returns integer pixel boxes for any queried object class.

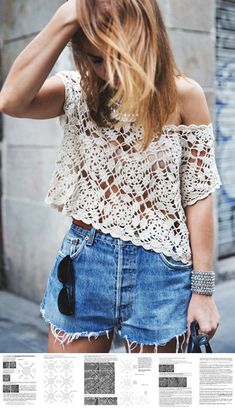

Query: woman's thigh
[48,325,115,353]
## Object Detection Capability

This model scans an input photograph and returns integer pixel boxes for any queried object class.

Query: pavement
[0,279,234,353]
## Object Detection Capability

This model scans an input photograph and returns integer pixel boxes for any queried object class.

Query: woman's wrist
[57,0,81,31]
[191,270,215,296]
[191,292,213,298]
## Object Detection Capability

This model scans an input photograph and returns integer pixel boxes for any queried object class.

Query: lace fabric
[45,70,223,264]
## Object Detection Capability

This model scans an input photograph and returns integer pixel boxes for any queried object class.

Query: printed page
[0,353,235,408]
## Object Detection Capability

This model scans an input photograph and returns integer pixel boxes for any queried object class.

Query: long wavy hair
[69,0,186,151]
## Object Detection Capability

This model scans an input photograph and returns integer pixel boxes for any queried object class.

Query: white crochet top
[44,70,223,264]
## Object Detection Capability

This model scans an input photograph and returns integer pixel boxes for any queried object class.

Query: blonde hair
[70,0,186,151]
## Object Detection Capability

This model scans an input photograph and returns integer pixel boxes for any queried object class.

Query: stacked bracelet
[191,271,215,296]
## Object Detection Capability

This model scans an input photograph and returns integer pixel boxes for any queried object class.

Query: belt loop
[86,226,97,247]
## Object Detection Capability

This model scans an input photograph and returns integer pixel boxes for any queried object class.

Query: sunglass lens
[58,255,72,284]
[58,287,74,315]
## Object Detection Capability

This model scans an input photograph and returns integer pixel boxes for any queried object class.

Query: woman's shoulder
[175,75,204,100]
[175,75,211,126]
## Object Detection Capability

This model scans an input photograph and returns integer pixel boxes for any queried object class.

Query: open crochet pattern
[45,70,222,264]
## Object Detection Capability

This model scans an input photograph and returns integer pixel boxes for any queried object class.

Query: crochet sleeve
[54,70,81,125]
[179,123,222,208]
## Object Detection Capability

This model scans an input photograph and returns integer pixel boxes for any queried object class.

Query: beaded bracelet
[191,270,215,296]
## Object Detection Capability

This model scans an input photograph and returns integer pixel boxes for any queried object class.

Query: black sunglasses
[57,255,75,315]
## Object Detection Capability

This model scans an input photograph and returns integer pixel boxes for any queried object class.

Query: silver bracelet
[191,270,215,296]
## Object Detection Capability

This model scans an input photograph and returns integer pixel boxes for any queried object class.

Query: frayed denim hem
[40,306,188,353]
[40,307,112,350]
[121,329,188,353]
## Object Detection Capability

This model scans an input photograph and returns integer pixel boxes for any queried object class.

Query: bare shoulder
[175,75,211,126]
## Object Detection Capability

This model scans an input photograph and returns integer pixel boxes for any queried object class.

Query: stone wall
[0,0,73,301]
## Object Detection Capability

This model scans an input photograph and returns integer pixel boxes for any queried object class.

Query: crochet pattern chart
[118,356,155,406]
[43,355,78,404]
[17,359,36,381]
[84,357,117,405]
[2,355,36,404]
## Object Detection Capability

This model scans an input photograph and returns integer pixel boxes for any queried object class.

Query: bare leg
[47,325,115,353]
[124,331,188,353]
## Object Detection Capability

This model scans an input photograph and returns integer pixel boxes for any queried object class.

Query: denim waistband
[70,221,136,247]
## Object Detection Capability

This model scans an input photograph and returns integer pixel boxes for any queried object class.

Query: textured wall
[158,0,215,112]
[216,0,235,263]
[0,0,218,302]
[0,0,74,302]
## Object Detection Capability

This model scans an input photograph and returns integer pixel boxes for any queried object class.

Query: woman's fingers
[186,318,220,344]
[186,320,192,344]
[198,320,220,340]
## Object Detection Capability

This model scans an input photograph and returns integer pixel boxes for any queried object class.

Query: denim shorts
[39,221,193,353]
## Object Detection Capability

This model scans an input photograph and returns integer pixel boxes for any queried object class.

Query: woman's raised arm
[0,0,80,118]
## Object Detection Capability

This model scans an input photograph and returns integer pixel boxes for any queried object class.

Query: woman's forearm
[0,1,79,113]
[185,194,215,271]
[185,196,220,342]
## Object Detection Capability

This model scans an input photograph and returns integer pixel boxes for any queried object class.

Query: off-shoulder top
[44,70,223,264]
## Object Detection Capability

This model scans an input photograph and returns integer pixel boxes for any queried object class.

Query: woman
[0,0,222,353]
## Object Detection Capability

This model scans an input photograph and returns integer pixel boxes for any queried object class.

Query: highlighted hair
[70,0,185,151]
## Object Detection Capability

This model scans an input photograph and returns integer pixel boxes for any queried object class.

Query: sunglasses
[57,255,75,315]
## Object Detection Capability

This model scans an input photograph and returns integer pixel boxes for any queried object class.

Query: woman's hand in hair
[0,0,81,116]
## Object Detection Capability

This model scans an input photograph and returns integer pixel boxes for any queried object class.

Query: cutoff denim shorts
[39,221,193,352]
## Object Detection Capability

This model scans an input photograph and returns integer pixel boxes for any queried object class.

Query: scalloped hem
[43,199,193,264]
[182,181,223,208]
[70,214,194,263]
[163,122,213,132]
